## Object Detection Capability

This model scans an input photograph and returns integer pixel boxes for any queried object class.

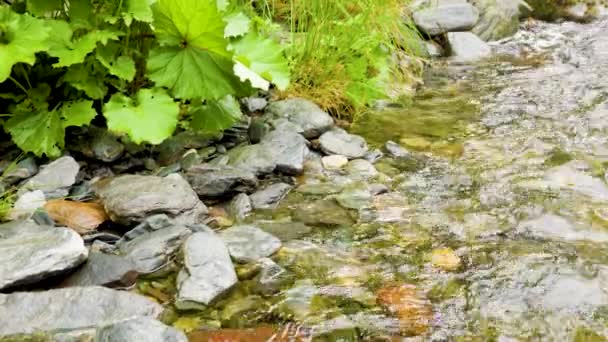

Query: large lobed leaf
[103,88,179,144]
[0,7,50,82]
[147,0,242,100]
[190,95,242,134]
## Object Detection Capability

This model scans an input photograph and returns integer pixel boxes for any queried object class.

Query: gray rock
[425,41,444,57]
[180,149,202,171]
[413,3,479,35]
[97,174,207,225]
[472,0,524,41]
[345,159,379,179]
[186,164,257,198]
[241,96,268,112]
[0,287,162,336]
[91,131,125,162]
[7,190,45,220]
[229,193,252,221]
[61,251,138,289]
[322,155,349,170]
[334,187,373,210]
[176,231,237,308]
[220,225,282,262]
[319,128,368,159]
[227,144,277,176]
[265,98,334,138]
[2,157,37,185]
[0,221,87,290]
[545,161,608,202]
[296,183,345,195]
[261,129,309,174]
[364,149,384,164]
[517,214,608,242]
[22,156,79,198]
[447,31,492,63]
[256,220,313,242]
[385,141,412,159]
[249,183,293,210]
[294,200,355,226]
[248,117,269,144]
[255,258,291,295]
[118,224,192,274]
[96,317,187,342]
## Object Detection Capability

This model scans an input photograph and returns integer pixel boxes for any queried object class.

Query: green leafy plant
[0,0,290,157]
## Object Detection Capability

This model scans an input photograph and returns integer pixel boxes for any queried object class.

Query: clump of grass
[250,0,426,119]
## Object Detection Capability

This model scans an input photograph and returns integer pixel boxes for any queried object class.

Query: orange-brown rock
[376,284,433,336]
[44,200,109,234]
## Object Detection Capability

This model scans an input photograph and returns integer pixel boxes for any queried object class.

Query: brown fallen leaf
[44,199,109,234]
[376,284,433,336]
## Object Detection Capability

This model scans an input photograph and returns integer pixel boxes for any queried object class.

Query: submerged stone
[294,199,355,226]
[220,225,282,262]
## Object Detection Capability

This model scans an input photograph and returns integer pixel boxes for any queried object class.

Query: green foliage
[0,0,290,157]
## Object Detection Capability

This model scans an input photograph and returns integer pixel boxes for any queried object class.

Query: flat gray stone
[265,98,334,138]
[97,174,207,225]
[517,214,608,242]
[413,3,479,35]
[61,251,138,289]
[0,221,87,290]
[249,183,293,210]
[472,0,522,41]
[96,317,187,342]
[220,225,282,262]
[227,144,277,176]
[345,159,379,179]
[21,156,79,198]
[118,224,192,274]
[447,31,492,63]
[186,164,257,198]
[260,129,309,174]
[176,231,237,308]
[319,129,368,159]
[0,286,162,336]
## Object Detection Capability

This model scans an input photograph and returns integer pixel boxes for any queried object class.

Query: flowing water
[144,18,608,341]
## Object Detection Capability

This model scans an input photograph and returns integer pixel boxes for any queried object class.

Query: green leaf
[224,12,250,38]
[5,110,64,157]
[0,7,50,82]
[190,95,242,134]
[46,20,121,67]
[231,33,290,90]
[148,0,241,99]
[60,100,96,128]
[96,43,136,81]
[63,61,108,99]
[26,0,62,16]
[128,0,154,22]
[103,88,179,144]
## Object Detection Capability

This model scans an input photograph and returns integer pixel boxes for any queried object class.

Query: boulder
[220,225,282,263]
[0,221,87,290]
[97,174,207,225]
[472,0,525,41]
[21,156,79,198]
[96,317,187,342]
[61,251,138,289]
[249,183,293,210]
[413,3,479,35]
[319,129,368,159]
[186,165,257,198]
[447,31,492,63]
[0,287,162,336]
[176,231,237,308]
[265,98,334,138]
[226,144,277,176]
[322,155,349,170]
[260,129,309,174]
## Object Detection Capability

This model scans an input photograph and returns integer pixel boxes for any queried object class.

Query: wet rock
[368,183,390,196]
[360,193,410,223]
[322,155,349,170]
[544,161,608,202]
[276,280,318,320]
[256,219,313,241]
[265,98,334,138]
[21,156,79,198]
[118,224,191,274]
[345,159,379,179]
[425,41,444,57]
[229,193,252,221]
[97,174,207,225]
[44,200,109,234]
[0,286,162,336]
[8,190,45,220]
[249,183,293,210]
[2,157,37,185]
[431,248,462,271]
[376,284,433,336]
[296,182,345,195]
[364,149,384,164]
[186,164,257,198]
[260,129,309,174]
[61,251,138,289]
[90,130,124,162]
[517,214,608,242]
[319,128,369,159]
[226,144,276,176]
[413,2,479,36]
[294,199,355,226]
[385,141,412,159]
[310,315,358,340]
[176,231,237,308]
[220,225,282,262]
[472,0,524,41]
[255,258,291,295]
[241,96,268,113]
[335,186,373,210]
[0,221,87,290]
[96,317,187,342]
[180,149,202,171]
[447,32,492,63]
[156,131,213,165]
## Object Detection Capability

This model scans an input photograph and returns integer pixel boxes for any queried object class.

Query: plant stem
[8,76,28,96]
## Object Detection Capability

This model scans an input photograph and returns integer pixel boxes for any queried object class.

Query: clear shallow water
[140,18,608,341]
